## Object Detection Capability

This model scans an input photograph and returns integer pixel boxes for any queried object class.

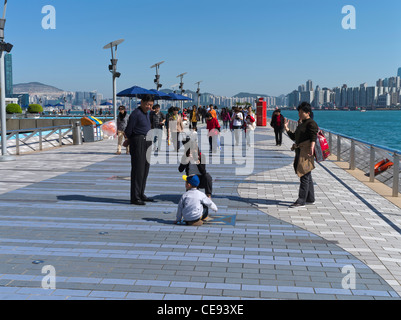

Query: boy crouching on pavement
[175,175,218,226]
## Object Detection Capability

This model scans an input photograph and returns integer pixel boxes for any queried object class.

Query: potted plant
[27,104,43,118]
[6,103,23,119]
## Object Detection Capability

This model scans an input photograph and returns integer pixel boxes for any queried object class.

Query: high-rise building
[353,87,360,107]
[397,68,401,78]
[4,53,13,98]
[347,87,353,108]
[341,86,347,107]
[300,91,313,104]
[334,87,341,107]
[366,86,378,106]
[306,80,313,91]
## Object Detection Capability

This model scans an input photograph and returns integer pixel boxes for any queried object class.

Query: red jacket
[206,117,220,136]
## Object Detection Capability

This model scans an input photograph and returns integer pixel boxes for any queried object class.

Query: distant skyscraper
[306,80,313,91]
[397,68,401,78]
[4,53,13,98]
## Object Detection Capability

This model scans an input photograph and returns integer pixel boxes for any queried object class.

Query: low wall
[2,118,113,131]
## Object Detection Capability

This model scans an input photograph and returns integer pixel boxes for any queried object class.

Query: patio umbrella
[117,85,154,99]
[149,89,171,100]
[100,101,113,106]
[167,92,193,101]
[54,103,65,107]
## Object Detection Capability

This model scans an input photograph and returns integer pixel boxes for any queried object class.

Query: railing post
[369,146,375,182]
[350,139,355,170]
[16,132,20,155]
[59,128,62,147]
[329,132,333,152]
[337,135,341,161]
[392,153,399,197]
[39,130,43,151]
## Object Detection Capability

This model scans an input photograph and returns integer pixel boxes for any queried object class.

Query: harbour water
[269,110,401,152]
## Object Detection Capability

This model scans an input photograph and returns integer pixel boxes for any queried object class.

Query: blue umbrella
[117,85,154,99]
[100,101,113,106]
[167,92,193,101]
[45,104,53,107]
[149,89,171,100]
[54,103,65,107]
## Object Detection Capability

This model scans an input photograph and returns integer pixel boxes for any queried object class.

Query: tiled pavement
[0,125,400,300]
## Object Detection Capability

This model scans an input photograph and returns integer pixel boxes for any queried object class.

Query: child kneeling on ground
[175,175,218,226]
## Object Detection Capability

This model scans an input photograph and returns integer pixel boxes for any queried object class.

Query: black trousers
[297,171,315,205]
[198,173,213,196]
[130,135,152,202]
[274,127,283,145]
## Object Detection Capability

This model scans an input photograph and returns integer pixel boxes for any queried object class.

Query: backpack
[315,130,330,162]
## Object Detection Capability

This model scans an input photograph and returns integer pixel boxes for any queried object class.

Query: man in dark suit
[125,94,155,205]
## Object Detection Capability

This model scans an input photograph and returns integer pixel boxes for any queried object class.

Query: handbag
[123,139,130,148]
[314,130,330,162]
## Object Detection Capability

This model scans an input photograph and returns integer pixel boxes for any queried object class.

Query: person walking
[245,106,256,148]
[221,107,231,130]
[150,104,165,152]
[189,105,200,131]
[284,102,318,208]
[169,107,184,152]
[209,104,217,119]
[231,107,244,146]
[116,106,130,155]
[206,112,221,153]
[124,94,155,206]
[271,109,285,146]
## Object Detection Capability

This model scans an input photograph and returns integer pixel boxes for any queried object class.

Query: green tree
[28,104,43,113]
[6,103,22,114]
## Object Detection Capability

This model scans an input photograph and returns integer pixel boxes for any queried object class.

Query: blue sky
[5,0,401,98]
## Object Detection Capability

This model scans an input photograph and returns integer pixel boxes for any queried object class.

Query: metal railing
[286,119,401,197]
[4,124,79,155]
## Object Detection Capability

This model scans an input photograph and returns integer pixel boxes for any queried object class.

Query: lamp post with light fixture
[177,72,187,112]
[103,39,124,122]
[151,61,165,91]
[0,0,15,162]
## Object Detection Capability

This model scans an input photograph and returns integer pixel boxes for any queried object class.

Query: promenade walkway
[0,124,400,300]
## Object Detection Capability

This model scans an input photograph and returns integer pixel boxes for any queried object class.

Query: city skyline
[4,0,401,98]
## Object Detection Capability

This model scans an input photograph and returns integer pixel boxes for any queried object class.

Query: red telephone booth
[256,98,267,126]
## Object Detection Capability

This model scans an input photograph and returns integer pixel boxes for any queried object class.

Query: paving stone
[0,125,399,300]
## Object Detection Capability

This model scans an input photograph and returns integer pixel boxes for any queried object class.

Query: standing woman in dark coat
[284,102,318,208]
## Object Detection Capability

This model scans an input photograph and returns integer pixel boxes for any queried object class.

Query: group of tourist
[117,94,319,224]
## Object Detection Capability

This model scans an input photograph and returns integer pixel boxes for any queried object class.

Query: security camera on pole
[0,0,15,162]
[103,39,124,122]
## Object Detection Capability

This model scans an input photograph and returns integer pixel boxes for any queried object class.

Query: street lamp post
[195,81,203,107]
[151,61,164,90]
[103,39,124,122]
[177,72,187,112]
[0,0,14,162]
